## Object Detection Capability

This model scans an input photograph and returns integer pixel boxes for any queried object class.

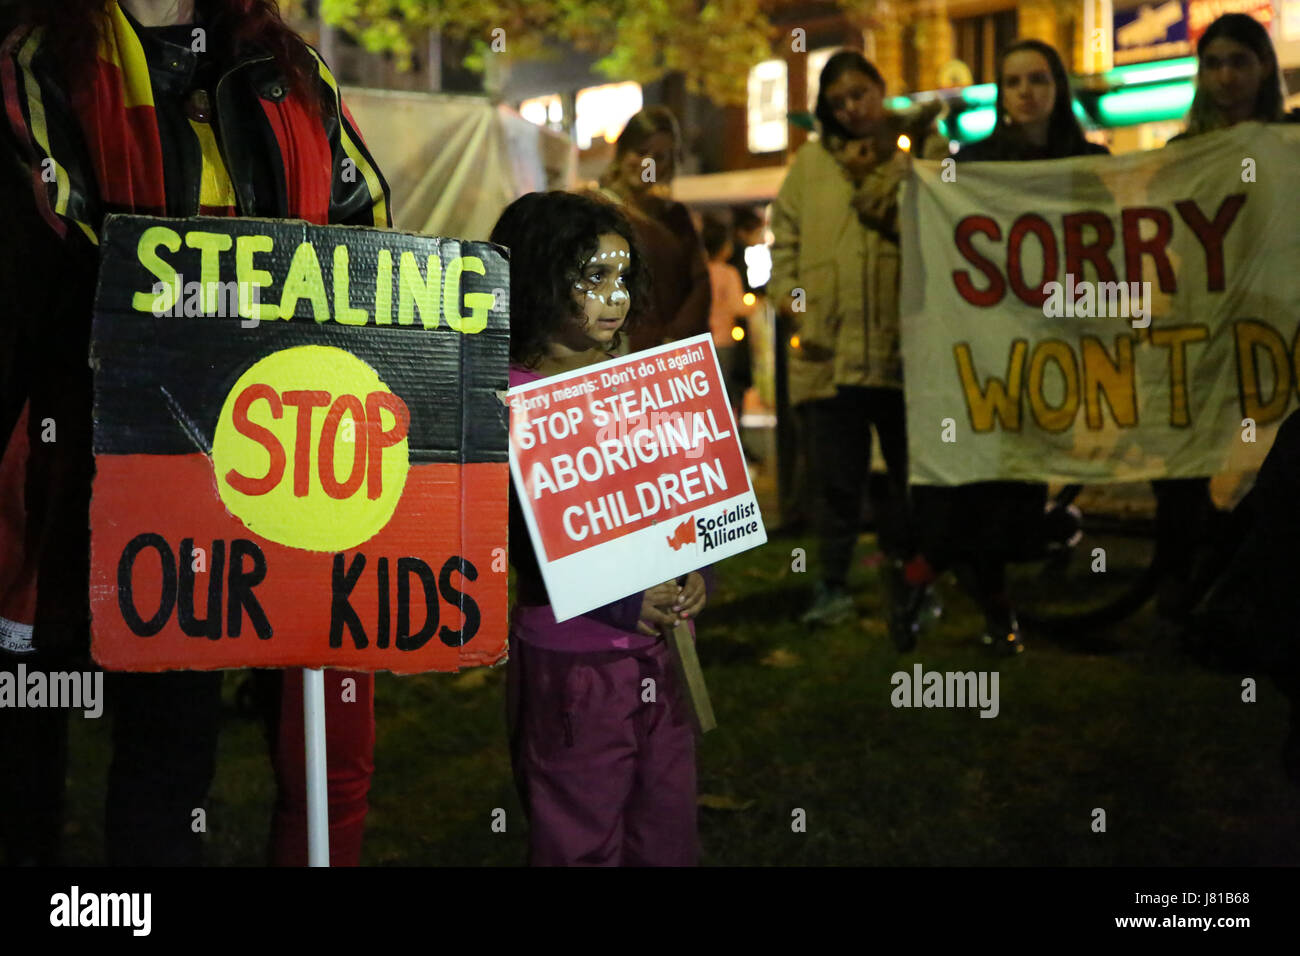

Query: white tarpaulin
[899,122,1300,486]
[342,88,576,240]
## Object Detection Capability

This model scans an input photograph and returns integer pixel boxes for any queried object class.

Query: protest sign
[89,215,509,673]
[507,334,766,621]
[899,122,1300,485]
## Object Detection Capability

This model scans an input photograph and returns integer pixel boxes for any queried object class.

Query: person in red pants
[0,0,388,865]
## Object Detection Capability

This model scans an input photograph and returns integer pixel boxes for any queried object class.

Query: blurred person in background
[911,39,1107,656]
[770,50,947,641]
[729,206,767,295]
[1152,13,1297,629]
[597,106,711,352]
[701,216,756,439]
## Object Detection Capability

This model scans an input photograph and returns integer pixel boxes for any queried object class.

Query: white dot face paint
[566,231,632,350]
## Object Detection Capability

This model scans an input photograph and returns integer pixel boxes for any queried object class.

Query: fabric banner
[899,122,1300,485]
[342,88,576,240]
[89,215,509,673]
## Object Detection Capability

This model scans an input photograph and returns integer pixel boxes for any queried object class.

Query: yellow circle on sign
[211,345,410,551]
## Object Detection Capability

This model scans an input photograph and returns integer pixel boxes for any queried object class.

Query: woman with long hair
[911,39,1108,656]
[770,50,948,643]
[1181,12,1287,137]
[959,38,1108,160]
[0,0,390,865]
[1152,13,1296,626]
[597,105,712,353]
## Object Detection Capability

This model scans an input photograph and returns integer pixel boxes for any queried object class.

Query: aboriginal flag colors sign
[900,123,1300,486]
[90,215,509,673]
[508,334,766,621]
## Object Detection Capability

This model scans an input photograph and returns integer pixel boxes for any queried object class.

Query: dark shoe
[801,582,854,627]
[883,560,932,652]
[981,610,1025,655]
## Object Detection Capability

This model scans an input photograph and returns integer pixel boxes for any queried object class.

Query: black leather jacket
[0,14,390,656]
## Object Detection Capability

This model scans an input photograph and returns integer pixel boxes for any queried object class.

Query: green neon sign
[1095,81,1194,125]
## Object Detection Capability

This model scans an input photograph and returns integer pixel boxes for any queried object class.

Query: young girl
[491,191,708,866]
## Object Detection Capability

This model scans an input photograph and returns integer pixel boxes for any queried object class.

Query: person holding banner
[770,50,947,642]
[911,39,1108,655]
[1151,12,1295,626]
[1176,13,1291,137]
[492,191,708,866]
[0,0,390,865]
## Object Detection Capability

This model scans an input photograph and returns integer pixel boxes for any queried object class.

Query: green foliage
[314,1,906,105]
[319,0,775,105]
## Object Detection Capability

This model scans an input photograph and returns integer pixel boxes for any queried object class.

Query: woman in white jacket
[770,50,947,644]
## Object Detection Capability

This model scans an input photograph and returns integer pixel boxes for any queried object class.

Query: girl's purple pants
[507,634,698,865]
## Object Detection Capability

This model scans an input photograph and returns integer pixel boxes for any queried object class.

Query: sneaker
[801,582,854,627]
[981,610,1025,655]
[883,559,931,652]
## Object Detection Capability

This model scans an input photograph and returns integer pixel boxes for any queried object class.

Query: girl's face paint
[566,232,632,350]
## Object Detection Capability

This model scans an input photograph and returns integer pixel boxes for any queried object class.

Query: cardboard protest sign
[89,215,509,674]
[508,334,766,621]
[899,123,1300,485]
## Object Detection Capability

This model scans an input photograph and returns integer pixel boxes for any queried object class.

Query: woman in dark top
[957,39,1109,162]
[1152,13,1296,625]
[597,107,712,353]
[913,39,1108,655]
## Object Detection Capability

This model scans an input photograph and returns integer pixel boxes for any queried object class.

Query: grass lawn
[61,530,1300,865]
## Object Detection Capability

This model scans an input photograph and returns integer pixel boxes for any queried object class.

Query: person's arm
[851,156,905,241]
[585,592,645,631]
[304,48,392,229]
[662,206,712,342]
[768,150,804,315]
[0,29,97,452]
[0,26,101,246]
[851,116,949,242]
[0,148,28,454]
[918,113,951,161]
[726,266,756,319]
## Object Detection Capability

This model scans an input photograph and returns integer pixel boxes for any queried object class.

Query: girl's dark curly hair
[490,191,650,369]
